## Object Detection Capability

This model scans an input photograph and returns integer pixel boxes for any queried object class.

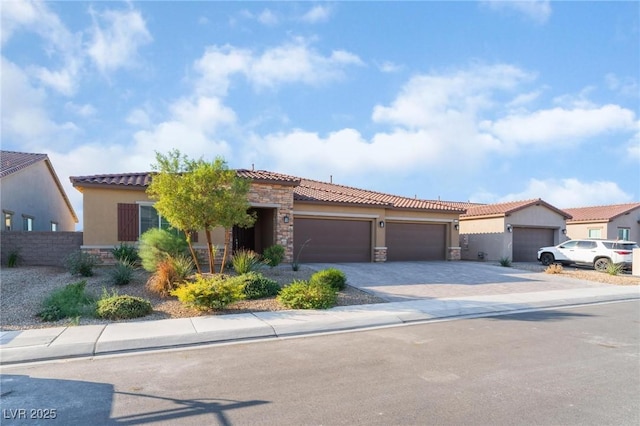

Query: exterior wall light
[506,223,513,233]
[283,215,289,224]
[379,220,385,228]
[454,224,459,231]
[562,228,567,235]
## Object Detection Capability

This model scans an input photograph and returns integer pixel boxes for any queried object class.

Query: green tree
[147,150,255,273]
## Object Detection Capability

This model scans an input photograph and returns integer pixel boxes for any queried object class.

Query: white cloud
[378,61,403,73]
[258,9,279,26]
[194,39,363,94]
[605,73,639,98]
[482,0,552,25]
[483,105,637,145]
[491,178,633,208]
[65,102,96,117]
[126,108,152,127]
[87,6,152,73]
[300,5,332,23]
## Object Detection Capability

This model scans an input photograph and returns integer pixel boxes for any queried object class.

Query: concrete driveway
[308,261,610,302]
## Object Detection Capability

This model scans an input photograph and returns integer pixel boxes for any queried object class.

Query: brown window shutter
[118,203,139,241]
[189,230,199,243]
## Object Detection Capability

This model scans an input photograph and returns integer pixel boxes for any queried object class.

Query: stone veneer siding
[374,247,387,262]
[448,247,461,261]
[247,182,295,263]
[1,231,83,266]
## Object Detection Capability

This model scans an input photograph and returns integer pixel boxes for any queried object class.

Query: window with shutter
[118,203,139,241]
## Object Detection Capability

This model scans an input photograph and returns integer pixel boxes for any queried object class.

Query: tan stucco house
[458,199,571,262]
[1,150,78,232]
[70,170,464,264]
[563,203,640,242]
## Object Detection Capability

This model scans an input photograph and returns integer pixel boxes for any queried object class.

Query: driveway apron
[308,261,614,302]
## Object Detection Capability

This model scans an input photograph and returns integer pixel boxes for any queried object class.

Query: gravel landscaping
[1,262,637,331]
[0,265,385,331]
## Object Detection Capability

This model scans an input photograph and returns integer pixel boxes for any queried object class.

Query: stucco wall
[1,161,76,231]
[566,209,640,241]
[0,231,83,266]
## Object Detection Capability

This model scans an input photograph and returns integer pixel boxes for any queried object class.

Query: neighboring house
[563,203,640,241]
[458,199,571,262]
[70,170,464,264]
[1,150,78,232]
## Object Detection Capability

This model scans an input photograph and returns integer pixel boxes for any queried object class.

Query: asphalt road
[1,301,639,425]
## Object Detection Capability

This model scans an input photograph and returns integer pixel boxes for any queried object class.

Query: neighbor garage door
[294,218,372,263]
[386,222,446,261]
[512,227,555,262]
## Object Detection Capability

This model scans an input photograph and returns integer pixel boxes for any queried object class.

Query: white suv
[537,239,637,271]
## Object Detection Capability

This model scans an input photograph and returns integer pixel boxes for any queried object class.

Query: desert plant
[499,257,512,267]
[171,274,246,310]
[263,244,285,268]
[241,272,281,299]
[38,280,96,322]
[544,263,563,274]
[7,250,20,267]
[111,243,140,265]
[64,251,101,277]
[310,268,347,291]
[232,249,262,275]
[277,280,337,309]
[605,262,624,276]
[96,290,152,320]
[109,260,135,285]
[138,228,188,272]
[145,255,193,297]
[292,238,311,271]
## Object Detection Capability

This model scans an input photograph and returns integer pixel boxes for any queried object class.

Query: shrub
[96,290,152,320]
[146,255,193,297]
[499,257,512,267]
[277,280,337,309]
[292,238,311,271]
[111,243,140,265]
[171,274,246,311]
[64,251,101,277]
[232,249,262,275]
[7,250,20,267]
[38,281,96,322]
[545,264,563,274]
[109,260,135,285]
[310,268,347,291]
[241,272,281,299]
[138,228,188,272]
[606,262,624,276]
[263,245,285,268]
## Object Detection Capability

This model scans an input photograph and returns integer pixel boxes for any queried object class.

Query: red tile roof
[70,170,463,212]
[1,150,48,178]
[564,203,640,223]
[461,198,572,219]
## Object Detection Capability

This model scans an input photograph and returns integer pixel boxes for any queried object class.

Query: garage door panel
[386,222,446,261]
[512,227,554,262]
[294,218,371,263]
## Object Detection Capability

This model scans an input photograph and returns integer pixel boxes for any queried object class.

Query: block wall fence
[0,231,83,267]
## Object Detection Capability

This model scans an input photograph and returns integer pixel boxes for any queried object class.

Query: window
[51,222,58,232]
[618,228,630,241]
[577,241,596,249]
[3,211,13,231]
[588,228,601,238]
[139,205,179,236]
[22,215,34,231]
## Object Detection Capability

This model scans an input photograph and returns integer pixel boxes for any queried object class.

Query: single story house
[1,150,78,232]
[563,203,640,241]
[70,170,464,264]
[458,199,571,262]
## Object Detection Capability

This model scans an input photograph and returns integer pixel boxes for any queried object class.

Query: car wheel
[540,253,554,266]
[594,257,610,272]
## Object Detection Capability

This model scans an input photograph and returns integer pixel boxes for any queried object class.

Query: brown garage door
[386,222,446,261]
[294,218,372,263]
[512,227,555,262]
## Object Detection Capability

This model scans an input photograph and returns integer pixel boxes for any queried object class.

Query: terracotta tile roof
[71,170,463,212]
[461,198,572,219]
[0,150,48,178]
[295,178,465,212]
[564,203,640,223]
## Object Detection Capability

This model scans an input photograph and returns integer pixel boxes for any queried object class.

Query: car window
[577,241,596,249]
[560,241,579,248]
[604,242,638,250]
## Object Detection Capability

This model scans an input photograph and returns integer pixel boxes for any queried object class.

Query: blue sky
[2,1,639,229]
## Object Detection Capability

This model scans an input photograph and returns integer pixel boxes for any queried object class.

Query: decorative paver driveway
[309,261,613,302]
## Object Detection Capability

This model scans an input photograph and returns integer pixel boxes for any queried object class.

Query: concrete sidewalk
[1,286,638,365]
